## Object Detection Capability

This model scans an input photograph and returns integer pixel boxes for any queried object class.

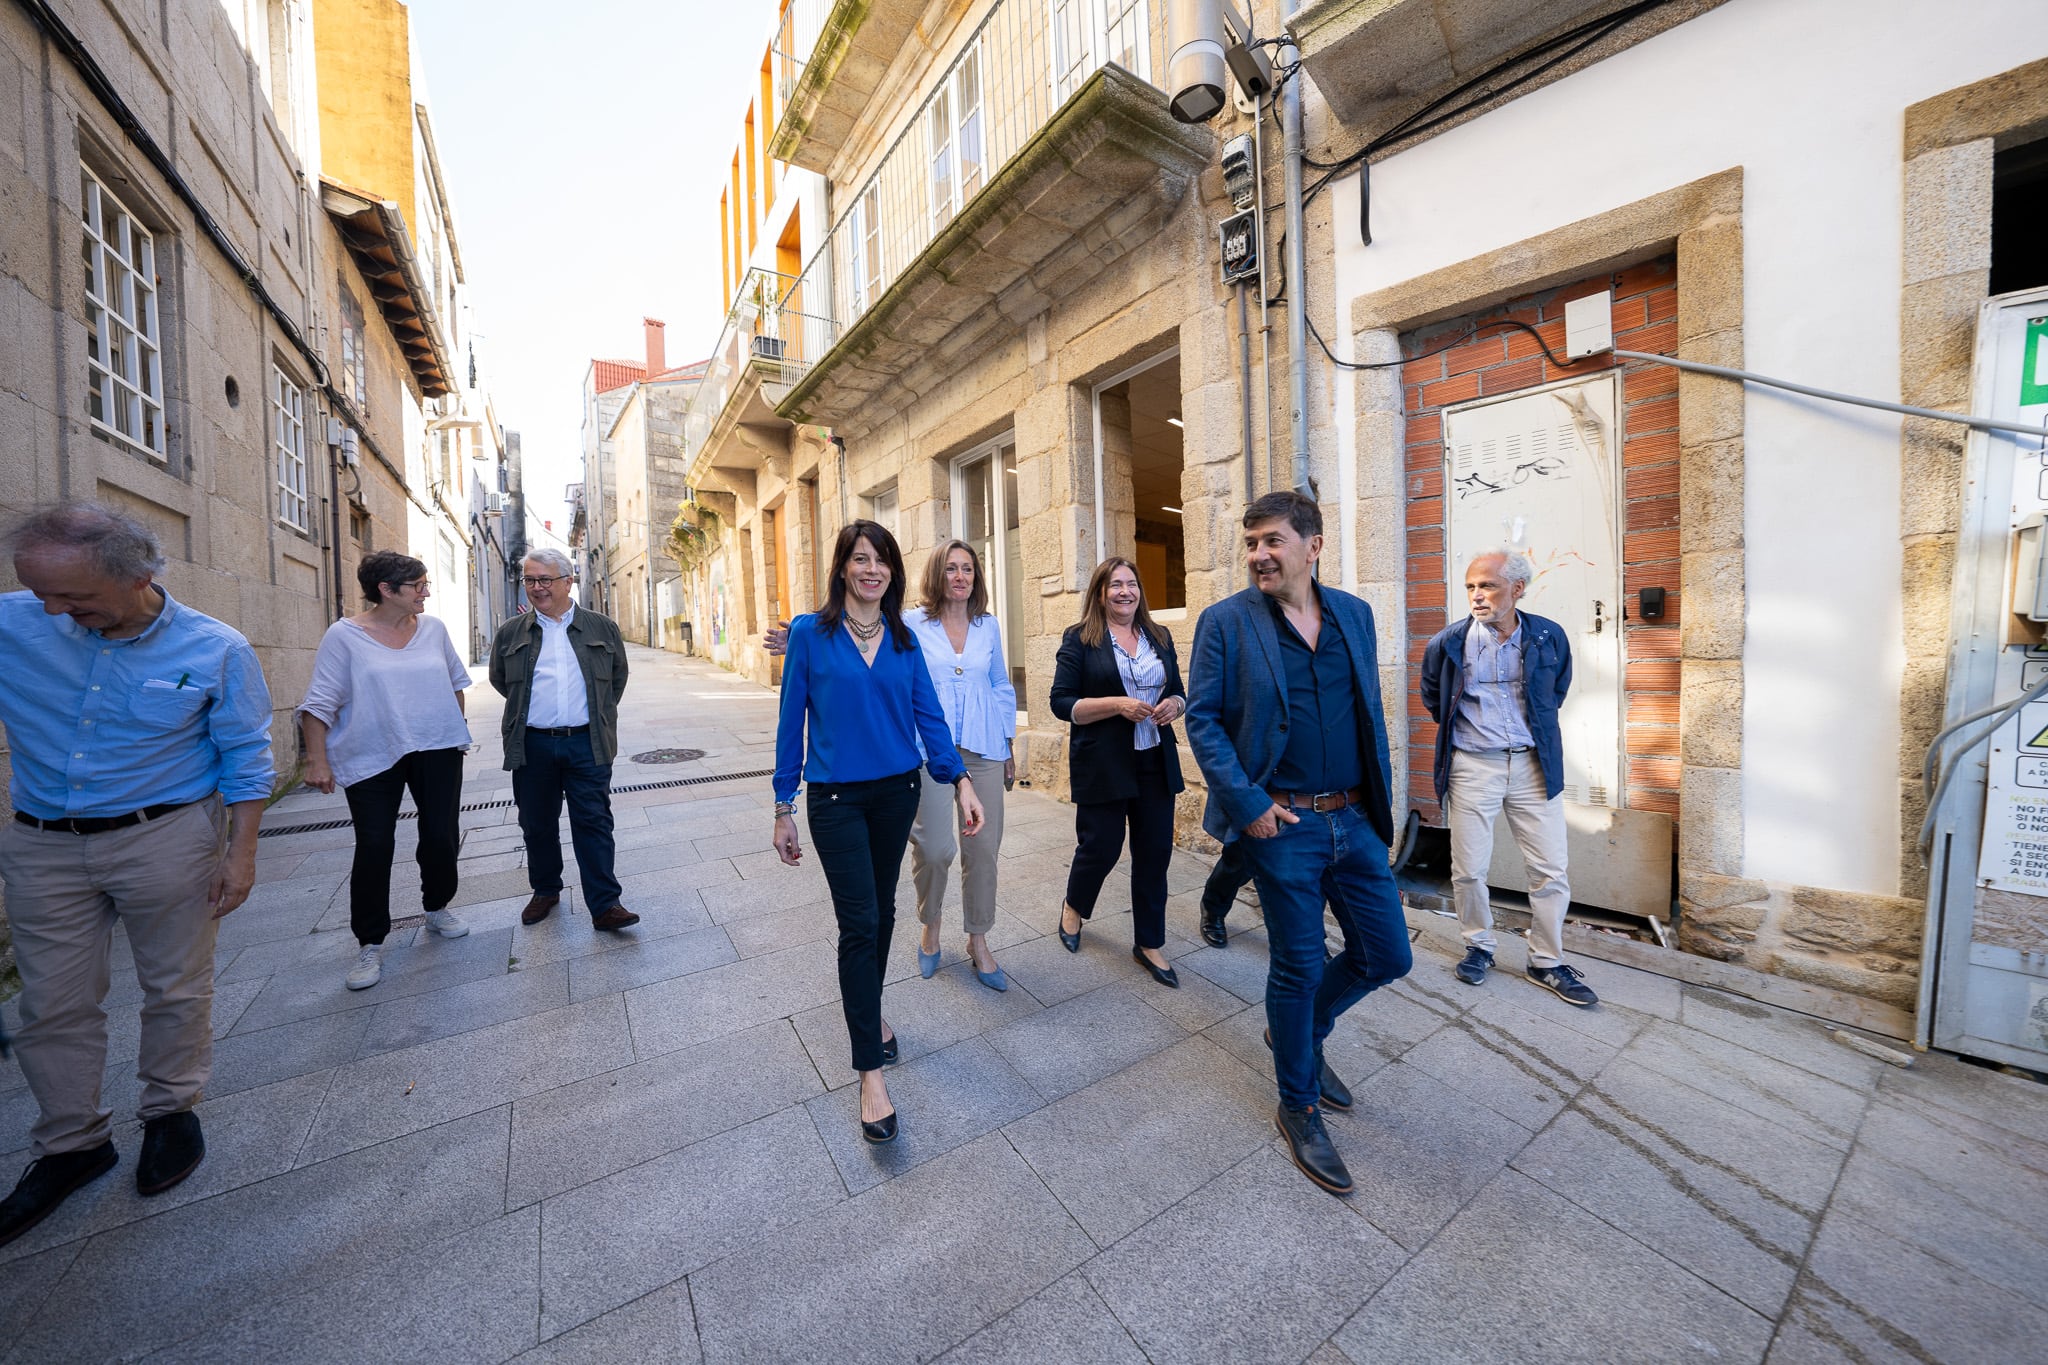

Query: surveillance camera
[1166,0,1228,124]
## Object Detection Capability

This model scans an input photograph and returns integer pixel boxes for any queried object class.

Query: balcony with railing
[766,0,1213,432]
[680,267,819,484]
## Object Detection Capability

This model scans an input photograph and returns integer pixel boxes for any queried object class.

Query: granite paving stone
[1871,1046,2048,1144]
[697,866,833,921]
[1399,989,1620,1129]
[984,983,1187,1100]
[1617,1018,1871,1152]
[792,957,1044,1079]
[805,1035,1044,1193]
[230,927,516,1035]
[1678,985,1889,1092]
[0,1242,81,1345]
[298,995,629,1163]
[9,1106,512,1362]
[536,1107,844,1338]
[512,1281,700,1365]
[999,930,1161,1007]
[1085,1146,1407,1364]
[356,960,573,1057]
[934,1272,1147,1364]
[509,891,712,967]
[1002,1036,1276,1247]
[720,898,839,957]
[1335,1169,1776,1363]
[623,941,843,1060]
[565,924,738,1001]
[688,1132,1096,1363]
[507,1019,823,1208]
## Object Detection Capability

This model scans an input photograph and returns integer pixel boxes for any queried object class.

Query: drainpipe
[1281,0,1310,495]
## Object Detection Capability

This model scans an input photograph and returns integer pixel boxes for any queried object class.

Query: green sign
[2026,317,2048,408]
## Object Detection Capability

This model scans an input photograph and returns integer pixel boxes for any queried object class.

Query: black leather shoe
[136,1111,204,1196]
[1263,1028,1353,1111]
[0,1141,117,1247]
[1058,905,1082,953]
[1199,903,1229,948]
[1276,1104,1353,1195]
[520,893,559,926]
[1131,946,1180,988]
[861,1110,898,1144]
[880,1033,900,1066]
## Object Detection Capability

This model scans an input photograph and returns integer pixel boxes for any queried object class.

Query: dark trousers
[1064,746,1173,951]
[807,770,921,1073]
[343,747,466,946]
[1243,803,1413,1110]
[1202,838,1254,914]
[514,727,622,919]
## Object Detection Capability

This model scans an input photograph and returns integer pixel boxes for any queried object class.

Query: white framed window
[950,434,1027,718]
[81,167,166,458]
[926,41,984,232]
[1050,0,1149,100]
[860,482,899,539]
[272,365,309,531]
[849,182,884,317]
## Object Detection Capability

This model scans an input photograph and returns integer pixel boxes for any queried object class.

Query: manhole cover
[630,748,705,764]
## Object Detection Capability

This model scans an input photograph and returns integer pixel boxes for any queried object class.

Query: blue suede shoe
[917,945,941,979]
[974,962,1009,992]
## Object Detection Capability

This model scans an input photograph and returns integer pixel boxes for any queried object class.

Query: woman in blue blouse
[773,521,985,1144]
[909,541,1018,990]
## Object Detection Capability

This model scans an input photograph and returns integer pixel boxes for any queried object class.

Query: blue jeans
[514,727,622,919]
[1243,802,1413,1110]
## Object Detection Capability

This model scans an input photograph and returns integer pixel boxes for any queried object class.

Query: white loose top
[297,613,472,788]
[910,612,1018,761]
[527,604,591,727]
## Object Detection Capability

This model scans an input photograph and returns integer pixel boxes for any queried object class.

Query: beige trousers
[1447,748,1571,969]
[909,748,1006,935]
[0,798,225,1155]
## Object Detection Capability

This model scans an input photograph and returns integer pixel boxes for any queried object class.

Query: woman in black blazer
[1049,557,1187,988]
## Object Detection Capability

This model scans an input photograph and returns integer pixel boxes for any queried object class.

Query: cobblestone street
[2,646,2044,1363]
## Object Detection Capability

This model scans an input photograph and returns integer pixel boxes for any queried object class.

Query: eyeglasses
[521,575,569,588]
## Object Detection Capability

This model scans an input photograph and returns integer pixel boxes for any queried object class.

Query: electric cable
[1919,671,2048,859]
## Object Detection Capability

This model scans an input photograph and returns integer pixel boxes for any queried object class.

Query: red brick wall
[1401,256,1681,824]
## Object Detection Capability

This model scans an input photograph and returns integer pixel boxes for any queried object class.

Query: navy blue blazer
[1184,585,1395,846]
[1419,611,1572,804]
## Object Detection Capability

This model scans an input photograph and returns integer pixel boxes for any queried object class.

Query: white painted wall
[1330,0,2048,896]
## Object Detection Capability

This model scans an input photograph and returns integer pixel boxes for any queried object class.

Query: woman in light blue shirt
[907,541,1018,990]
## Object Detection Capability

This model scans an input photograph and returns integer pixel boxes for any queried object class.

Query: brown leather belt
[1266,787,1363,814]
[14,801,192,835]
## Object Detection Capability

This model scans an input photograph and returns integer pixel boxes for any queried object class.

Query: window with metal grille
[81,167,165,458]
[272,366,309,531]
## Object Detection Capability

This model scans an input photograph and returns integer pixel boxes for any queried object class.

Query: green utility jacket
[488,606,629,770]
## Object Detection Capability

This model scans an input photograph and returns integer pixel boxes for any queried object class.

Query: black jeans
[343,747,466,946]
[807,769,921,1073]
[1202,838,1254,915]
[1064,746,1173,950]
[514,726,622,920]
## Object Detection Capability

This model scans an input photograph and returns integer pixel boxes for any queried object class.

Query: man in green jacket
[490,550,637,931]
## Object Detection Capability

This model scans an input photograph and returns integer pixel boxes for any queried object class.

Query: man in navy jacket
[1185,491,1412,1196]
[1421,549,1597,1007]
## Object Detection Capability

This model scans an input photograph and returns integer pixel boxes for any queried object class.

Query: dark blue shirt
[1267,584,1364,794]
[774,613,964,802]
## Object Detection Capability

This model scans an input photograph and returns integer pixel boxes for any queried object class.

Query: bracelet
[773,801,797,817]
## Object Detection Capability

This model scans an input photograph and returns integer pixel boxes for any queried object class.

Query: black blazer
[1049,624,1187,806]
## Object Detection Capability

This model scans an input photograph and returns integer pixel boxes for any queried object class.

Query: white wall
[1331,0,2048,896]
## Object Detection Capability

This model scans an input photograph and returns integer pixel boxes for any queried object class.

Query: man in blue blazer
[1185,491,1412,1196]
[1421,550,1597,1007]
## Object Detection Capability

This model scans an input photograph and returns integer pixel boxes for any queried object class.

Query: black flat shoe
[1132,946,1179,988]
[136,1111,204,1196]
[1058,906,1082,953]
[880,1034,899,1066]
[0,1141,117,1247]
[861,1110,899,1144]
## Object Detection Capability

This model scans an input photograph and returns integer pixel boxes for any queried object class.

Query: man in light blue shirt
[0,503,273,1246]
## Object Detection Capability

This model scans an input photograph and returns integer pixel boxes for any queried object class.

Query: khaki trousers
[1447,748,1572,969]
[0,798,224,1155]
[908,748,1006,936]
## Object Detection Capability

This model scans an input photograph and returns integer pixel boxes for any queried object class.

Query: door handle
[1591,600,1605,634]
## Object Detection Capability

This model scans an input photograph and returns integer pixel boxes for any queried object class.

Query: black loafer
[136,1111,205,1196]
[1264,1027,1353,1111]
[1276,1104,1352,1194]
[880,1033,900,1066]
[0,1141,117,1247]
[1058,905,1081,953]
[1199,904,1229,948]
[861,1110,898,1145]
[1132,946,1179,988]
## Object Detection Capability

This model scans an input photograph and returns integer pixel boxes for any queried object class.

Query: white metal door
[1443,375,1623,807]
[1929,286,2048,1068]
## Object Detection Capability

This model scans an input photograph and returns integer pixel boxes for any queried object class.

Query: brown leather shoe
[591,906,641,932]
[520,894,559,926]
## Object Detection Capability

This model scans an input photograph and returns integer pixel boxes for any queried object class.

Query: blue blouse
[774,613,965,803]
[910,613,1018,760]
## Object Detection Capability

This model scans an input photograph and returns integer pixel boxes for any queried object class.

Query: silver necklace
[846,613,884,646]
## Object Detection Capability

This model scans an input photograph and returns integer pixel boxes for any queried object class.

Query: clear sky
[407,0,777,537]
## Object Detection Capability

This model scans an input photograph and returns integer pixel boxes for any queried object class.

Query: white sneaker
[424,909,469,938]
[345,944,382,990]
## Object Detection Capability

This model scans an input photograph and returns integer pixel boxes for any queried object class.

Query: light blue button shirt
[1452,618,1535,752]
[0,587,275,818]
[1111,629,1166,752]
[910,613,1018,761]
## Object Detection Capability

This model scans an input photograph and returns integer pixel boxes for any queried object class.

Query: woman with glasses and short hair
[772,521,984,1144]
[1052,557,1187,988]
[298,550,473,992]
